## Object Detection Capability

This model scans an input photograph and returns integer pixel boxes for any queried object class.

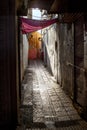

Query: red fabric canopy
[20,17,58,34]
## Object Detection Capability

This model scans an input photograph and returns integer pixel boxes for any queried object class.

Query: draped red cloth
[20,17,58,34]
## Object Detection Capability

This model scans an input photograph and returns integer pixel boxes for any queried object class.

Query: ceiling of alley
[27,0,86,13]
[17,0,87,14]
[17,0,87,23]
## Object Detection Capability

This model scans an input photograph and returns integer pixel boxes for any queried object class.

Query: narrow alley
[17,60,87,130]
[1,1,87,130]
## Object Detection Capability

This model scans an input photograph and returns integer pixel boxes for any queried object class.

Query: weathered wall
[42,15,87,119]
[20,32,29,81]
[16,17,29,127]
[58,16,87,119]
[43,25,56,76]
[84,24,87,70]
[81,17,87,118]
[42,23,74,92]
[55,24,61,84]
[59,23,74,98]
[84,19,87,99]
[23,34,29,70]
[74,17,86,107]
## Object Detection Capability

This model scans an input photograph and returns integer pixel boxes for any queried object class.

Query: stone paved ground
[17,60,87,130]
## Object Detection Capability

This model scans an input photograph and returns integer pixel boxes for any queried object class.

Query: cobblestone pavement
[17,60,87,130]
